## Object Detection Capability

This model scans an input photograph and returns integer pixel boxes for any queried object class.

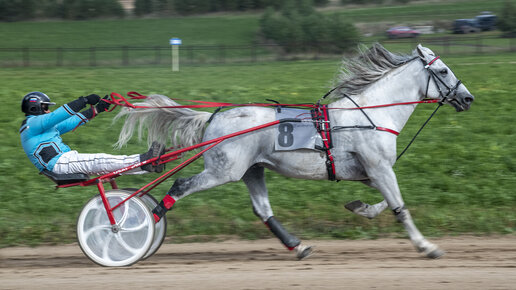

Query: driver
[19,91,164,176]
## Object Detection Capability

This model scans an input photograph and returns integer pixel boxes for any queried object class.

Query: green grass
[0,15,260,48]
[1,52,515,247]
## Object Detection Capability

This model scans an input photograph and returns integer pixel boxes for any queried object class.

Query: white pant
[52,150,145,176]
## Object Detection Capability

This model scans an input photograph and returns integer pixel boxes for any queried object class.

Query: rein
[106,91,439,112]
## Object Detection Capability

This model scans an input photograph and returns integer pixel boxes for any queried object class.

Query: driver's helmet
[21,92,56,115]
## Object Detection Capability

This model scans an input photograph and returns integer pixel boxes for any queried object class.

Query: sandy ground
[1,236,515,290]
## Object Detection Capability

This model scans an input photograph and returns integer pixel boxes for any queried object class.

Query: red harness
[311,104,336,180]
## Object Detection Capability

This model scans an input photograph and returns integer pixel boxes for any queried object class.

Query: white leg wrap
[52,151,145,175]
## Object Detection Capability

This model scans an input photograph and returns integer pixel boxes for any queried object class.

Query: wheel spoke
[114,233,141,254]
[121,218,150,233]
[114,199,130,226]
[82,224,111,241]
[102,234,115,261]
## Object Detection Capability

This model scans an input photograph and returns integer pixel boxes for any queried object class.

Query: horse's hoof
[344,200,365,212]
[426,247,445,259]
[419,243,445,259]
[295,244,314,260]
[344,200,378,219]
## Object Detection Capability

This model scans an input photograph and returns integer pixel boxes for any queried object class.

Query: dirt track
[1,236,515,290]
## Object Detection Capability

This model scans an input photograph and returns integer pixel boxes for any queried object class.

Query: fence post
[251,45,257,63]
[23,48,29,67]
[154,46,160,64]
[219,45,225,64]
[122,46,129,66]
[188,46,194,65]
[56,47,63,67]
[443,37,450,55]
[90,47,96,66]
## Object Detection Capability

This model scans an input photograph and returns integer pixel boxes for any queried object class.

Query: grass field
[1,50,515,247]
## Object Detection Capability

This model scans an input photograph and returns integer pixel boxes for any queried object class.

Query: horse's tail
[113,94,212,149]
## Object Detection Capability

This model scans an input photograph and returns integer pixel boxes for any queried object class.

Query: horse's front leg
[243,165,313,260]
[362,162,444,259]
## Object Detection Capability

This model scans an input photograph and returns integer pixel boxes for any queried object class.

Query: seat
[40,169,90,186]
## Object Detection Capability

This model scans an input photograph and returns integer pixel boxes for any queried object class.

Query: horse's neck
[332,60,425,132]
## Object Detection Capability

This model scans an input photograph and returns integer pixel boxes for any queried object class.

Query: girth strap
[311,104,337,181]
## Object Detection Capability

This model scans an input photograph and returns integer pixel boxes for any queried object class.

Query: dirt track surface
[1,236,515,290]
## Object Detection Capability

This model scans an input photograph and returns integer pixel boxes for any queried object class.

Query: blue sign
[170,38,182,45]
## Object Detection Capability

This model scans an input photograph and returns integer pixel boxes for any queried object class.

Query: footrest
[40,169,90,185]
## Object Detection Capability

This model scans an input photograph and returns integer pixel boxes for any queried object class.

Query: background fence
[1,36,515,68]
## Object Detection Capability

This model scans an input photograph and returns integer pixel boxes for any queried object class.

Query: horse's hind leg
[152,169,237,222]
[243,165,313,260]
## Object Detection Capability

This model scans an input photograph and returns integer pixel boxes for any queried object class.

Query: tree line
[0,0,124,21]
[0,0,415,21]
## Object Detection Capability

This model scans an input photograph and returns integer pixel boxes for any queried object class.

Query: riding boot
[139,141,165,173]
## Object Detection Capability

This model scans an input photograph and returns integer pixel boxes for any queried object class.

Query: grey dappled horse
[115,44,474,259]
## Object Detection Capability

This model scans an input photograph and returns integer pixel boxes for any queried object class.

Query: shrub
[59,0,125,20]
[498,0,516,37]
[0,0,36,21]
[260,0,360,53]
[134,0,154,16]
[169,0,328,15]
[0,0,125,21]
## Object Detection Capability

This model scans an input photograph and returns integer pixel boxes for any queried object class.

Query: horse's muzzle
[450,93,474,112]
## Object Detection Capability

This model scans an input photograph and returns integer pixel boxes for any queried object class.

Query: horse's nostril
[465,96,474,104]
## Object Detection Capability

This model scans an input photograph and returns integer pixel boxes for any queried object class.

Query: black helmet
[21,92,56,115]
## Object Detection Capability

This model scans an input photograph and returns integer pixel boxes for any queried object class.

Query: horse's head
[416,44,474,112]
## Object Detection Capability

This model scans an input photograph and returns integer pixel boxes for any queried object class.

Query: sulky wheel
[122,189,167,260]
[76,190,154,267]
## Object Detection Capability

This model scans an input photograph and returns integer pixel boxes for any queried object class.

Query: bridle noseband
[422,56,462,103]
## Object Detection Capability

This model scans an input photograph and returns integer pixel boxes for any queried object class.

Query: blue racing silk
[20,104,89,172]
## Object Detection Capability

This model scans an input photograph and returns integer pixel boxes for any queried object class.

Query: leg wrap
[265,216,300,250]
[392,206,408,223]
[152,194,176,223]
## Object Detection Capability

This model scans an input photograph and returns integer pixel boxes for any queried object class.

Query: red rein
[107,91,439,111]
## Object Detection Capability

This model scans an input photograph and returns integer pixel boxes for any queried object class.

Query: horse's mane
[332,43,416,98]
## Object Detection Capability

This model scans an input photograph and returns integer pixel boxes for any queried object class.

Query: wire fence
[1,36,514,68]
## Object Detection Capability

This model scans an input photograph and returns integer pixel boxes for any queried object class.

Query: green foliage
[133,0,302,16]
[340,0,385,4]
[130,0,330,16]
[134,0,154,16]
[0,0,125,21]
[0,0,36,21]
[260,0,360,53]
[498,0,516,37]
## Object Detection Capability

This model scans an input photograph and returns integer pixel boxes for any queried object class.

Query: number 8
[278,123,294,147]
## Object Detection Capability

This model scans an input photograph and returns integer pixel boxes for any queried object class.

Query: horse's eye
[440,69,448,75]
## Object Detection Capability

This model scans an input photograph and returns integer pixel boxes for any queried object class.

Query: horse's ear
[416,44,426,59]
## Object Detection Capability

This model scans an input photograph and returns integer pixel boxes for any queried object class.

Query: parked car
[453,12,497,34]
[453,19,481,34]
[475,12,497,31]
[386,26,421,39]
